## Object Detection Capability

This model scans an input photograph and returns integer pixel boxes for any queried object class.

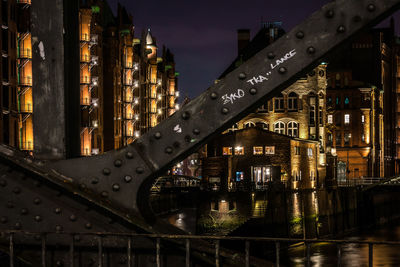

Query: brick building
[0,0,179,157]
[205,128,318,190]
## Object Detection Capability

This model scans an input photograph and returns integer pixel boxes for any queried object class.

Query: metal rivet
[181,111,190,120]
[267,52,275,59]
[114,159,123,167]
[249,88,257,95]
[307,46,316,54]
[126,151,134,159]
[55,225,63,232]
[54,208,62,214]
[112,183,120,192]
[221,107,229,114]
[296,31,304,39]
[193,129,200,135]
[14,222,21,230]
[0,180,7,187]
[337,25,346,33]
[278,67,287,74]
[124,175,132,183]
[210,92,218,99]
[136,167,144,174]
[102,168,111,176]
[34,215,42,222]
[70,215,77,222]
[7,201,14,208]
[34,198,41,205]
[367,4,375,12]
[21,208,28,215]
[238,72,246,80]
[101,191,108,198]
[91,178,99,184]
[79,183,86,190]
[154,132,162,139]
[0,217,7,223]
[85,223,92,229]
[165,147,173,154]
[325,9,334,18]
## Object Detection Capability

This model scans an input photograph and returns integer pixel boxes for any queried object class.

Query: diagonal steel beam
[43,0,400,225]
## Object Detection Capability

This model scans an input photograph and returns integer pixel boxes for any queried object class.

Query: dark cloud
[108,0,400,99]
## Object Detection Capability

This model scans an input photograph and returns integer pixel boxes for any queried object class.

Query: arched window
[274,93,284,112]
[288,92,298,111]
[274,121,285,134]
[287,121,298,137]
[244,121,255,128]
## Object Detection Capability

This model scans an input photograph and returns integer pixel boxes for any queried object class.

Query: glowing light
[175,91,180,97]
[134,131,140,138]
[175,104,180,110]
[134,114,139,120]
[134,98,139,105]
[157,94,162,100]
[176,163,181,168]
[157,109,162,115]
[134,81,139,88]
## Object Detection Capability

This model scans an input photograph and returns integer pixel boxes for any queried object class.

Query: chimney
[237,29,250,55]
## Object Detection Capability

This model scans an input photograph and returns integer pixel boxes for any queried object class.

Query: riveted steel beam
[43,0,400,225]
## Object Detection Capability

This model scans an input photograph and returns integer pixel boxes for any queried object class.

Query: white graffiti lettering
[270,49,297,69]
[247,75,269,85]
[221,89,245,105]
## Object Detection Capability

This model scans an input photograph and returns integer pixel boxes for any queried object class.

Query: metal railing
[2,231,400,267]
[337,178,383,187]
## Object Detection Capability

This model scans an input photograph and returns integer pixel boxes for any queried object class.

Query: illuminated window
[265,146,275,155]
[234,146,244,155]
[236,172,244,182]
[344,132,351,146]
[361,115,365,123]
[222,147,232,155]
[294,146,300,155]
[253,146,263,155]
[244,121,255,128]
[344,114,350,124]
[327,115,333,124]
[307,148,313,157]
[287,121,298,137]
[274,121,285,134]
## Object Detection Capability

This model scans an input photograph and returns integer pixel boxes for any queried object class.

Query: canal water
[152,190,400,266]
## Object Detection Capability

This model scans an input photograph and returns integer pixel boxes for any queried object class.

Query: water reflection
[283,223,400,266]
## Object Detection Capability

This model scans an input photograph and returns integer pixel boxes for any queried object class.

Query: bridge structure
[1,0,400,266]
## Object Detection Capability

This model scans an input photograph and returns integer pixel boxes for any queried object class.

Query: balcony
[19,49,32,59]
[80,54,90,63]
[80,76,90,84]
[19,76,32,86]
[124,61,133,69]
[17,0,32,4]
[125,113,134,120]
[21,141,33,151]
[20,103,32,113]
[81,97,90,106]
[80,33,90,42]
[124,79,133,86]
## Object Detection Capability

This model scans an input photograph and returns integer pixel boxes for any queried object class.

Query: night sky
[108,0,399,100]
